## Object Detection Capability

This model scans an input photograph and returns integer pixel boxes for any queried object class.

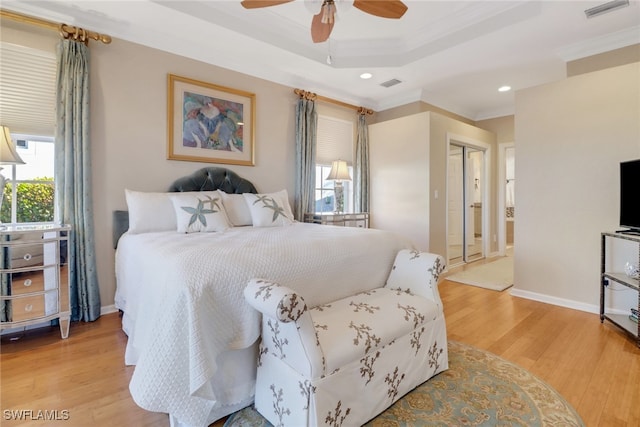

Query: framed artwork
[167,74,255,166]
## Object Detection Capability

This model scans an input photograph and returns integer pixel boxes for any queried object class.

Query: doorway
[447,142,486,266]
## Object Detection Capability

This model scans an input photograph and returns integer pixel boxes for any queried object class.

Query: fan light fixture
[241,0,407,44]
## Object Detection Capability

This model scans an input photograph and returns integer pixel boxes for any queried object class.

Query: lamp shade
[326,159,351,181]
[0,126,25,165]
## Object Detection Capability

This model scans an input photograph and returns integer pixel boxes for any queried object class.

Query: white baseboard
[509,288,600,314]
[101,304,118,315]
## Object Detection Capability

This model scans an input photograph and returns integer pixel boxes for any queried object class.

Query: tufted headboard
[168,167,257,194]
[113,167,257,248]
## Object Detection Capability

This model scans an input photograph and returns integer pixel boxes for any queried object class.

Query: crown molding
[556,26,640,61]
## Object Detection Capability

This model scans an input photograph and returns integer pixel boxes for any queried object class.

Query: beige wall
[476,116,514,144]
[2,21,300,309]
[567,43,640,77]
[369,112,430,249]
[375,101,475,126]
[513,62,640,309]
[369,112,496,260]
[0,18,57,52]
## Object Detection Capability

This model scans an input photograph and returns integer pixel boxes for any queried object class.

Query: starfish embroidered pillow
[169,192,231,233]
[243,190,295,227]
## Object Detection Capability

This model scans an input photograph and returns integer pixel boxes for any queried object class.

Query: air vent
[380,78,402,88]
[584,0,629,18]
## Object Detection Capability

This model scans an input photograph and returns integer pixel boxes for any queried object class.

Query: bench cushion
[309,287,440,374]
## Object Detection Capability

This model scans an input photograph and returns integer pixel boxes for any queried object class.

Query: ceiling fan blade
[311,12,334,43]
[240,0,294,9]
[353,0,407,19]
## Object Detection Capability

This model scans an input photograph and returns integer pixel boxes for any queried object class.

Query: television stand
[601,232,640,348]
[616,229,640,236]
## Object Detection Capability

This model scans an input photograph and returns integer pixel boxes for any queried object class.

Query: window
[0,43,57,224]
[315,115,354,214]
[0,134,55,223]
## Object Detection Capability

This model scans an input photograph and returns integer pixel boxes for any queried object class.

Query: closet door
[447,143,485,266]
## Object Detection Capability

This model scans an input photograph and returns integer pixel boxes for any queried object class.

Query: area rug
[224,341,584,427]
[446,256,513,291]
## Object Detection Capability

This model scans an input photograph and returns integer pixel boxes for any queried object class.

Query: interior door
[447,146,464,264]
[448,143,485,266]
[466,148,484,262]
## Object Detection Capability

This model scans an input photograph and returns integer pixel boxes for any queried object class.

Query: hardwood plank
[1,279,638,426]
[439,279,640,426]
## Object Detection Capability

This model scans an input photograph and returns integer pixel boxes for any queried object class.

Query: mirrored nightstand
[304,213,369,228]
[0,224,71,339]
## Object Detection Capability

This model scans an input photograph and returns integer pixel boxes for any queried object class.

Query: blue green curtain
[354,114,370,213]
[55,40,101,322]
[294,98,317,221]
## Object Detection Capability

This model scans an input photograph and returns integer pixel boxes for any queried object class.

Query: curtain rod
[0,9,112,45]
[294,88,374,116]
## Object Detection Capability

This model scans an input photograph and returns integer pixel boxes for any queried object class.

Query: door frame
[497,142,515,256]
[446,133,491,266]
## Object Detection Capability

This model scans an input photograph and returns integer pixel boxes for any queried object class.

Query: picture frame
[167,74,255,166]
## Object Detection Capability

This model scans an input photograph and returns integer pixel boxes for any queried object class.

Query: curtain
[354,114,370,213]
[55,40,101,322]
[294,98,317,221]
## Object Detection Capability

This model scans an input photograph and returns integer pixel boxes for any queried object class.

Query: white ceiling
[4,0,640,120]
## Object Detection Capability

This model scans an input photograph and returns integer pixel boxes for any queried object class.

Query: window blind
[0,43,56,136]
[316,115,354,165]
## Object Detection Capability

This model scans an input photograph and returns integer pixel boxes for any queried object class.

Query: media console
[600,231,640,347]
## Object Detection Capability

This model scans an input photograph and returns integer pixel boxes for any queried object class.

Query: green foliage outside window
[0,177,54,223]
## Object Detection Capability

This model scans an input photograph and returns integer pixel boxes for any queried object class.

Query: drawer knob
[23,253,32,261]
[24,304,33,312]
[23,279,32,287]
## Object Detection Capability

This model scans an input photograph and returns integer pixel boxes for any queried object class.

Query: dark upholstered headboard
[113,167,257,248]
[168,166,257,193]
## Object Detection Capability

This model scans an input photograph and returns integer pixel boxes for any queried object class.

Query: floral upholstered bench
[243,249,448,427]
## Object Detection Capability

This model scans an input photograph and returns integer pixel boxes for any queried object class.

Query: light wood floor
[2,277,639,426]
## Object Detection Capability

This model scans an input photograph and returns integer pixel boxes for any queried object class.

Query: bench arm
[244,279,308,322]
[245,279,324,377]
[384,249,446,309]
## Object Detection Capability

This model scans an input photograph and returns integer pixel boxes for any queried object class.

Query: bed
[114,167,411,427]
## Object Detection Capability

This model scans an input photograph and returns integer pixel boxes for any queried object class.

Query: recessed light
[360,73,373,80]
[498,85,511,92]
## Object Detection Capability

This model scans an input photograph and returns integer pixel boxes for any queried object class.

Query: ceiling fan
[240,0,408,43]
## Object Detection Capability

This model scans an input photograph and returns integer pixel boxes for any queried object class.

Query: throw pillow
[169,192,231,233]
[218,190,253,226]
[243,190,295,227]
[125,189,177,234]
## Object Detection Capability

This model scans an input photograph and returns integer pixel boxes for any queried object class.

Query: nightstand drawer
[3,243,47,269]
[5,269,50,296]
[10,294,46,322]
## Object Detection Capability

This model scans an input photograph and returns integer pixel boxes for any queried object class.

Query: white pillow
[218,190,253,226]
[169,192,231,233]
[125,189,177,234]
[243,190,295,227]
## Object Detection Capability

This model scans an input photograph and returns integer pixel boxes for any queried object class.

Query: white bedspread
[115,223,410,427]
